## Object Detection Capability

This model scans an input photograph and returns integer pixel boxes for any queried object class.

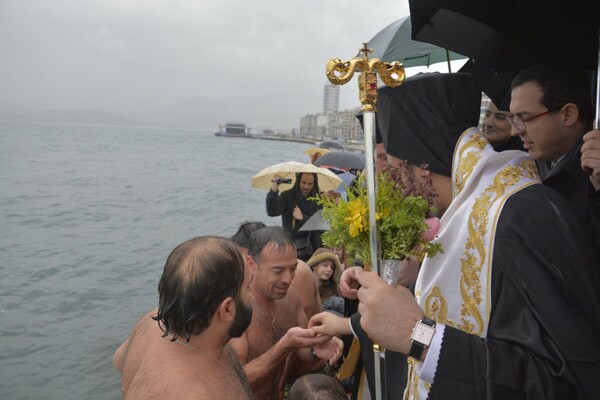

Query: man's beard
[228,297,253,338]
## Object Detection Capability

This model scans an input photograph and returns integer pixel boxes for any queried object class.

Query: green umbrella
[360,16,465,70]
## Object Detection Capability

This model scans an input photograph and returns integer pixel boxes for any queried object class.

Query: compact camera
[272,177,292,184]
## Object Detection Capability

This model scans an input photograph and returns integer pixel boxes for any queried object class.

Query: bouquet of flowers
[315,161,443,268]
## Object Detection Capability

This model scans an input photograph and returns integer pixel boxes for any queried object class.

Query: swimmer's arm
[230,331,294,392]
[294,292,328,366]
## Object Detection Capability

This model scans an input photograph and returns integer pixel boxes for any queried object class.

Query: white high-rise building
[322,83,340,114]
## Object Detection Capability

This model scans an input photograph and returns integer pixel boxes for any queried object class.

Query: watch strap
[408,317,436,360]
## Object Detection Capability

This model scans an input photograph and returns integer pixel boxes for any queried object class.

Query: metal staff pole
[595,29,599,129]
[326,43,405,400]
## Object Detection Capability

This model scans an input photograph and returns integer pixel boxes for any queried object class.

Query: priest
[358,72,600,399]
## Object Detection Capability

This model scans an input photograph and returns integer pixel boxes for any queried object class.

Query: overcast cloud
[1,0,417,129]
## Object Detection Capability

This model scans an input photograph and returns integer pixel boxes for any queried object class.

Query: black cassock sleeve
[350,313,408,400]
[429,185,600,400]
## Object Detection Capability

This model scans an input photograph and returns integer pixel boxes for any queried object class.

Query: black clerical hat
[377,73,481,177]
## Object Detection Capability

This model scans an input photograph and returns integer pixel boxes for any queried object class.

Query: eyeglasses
[507,107,561,131]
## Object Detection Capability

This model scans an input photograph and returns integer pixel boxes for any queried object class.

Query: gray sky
[0,1,430,129]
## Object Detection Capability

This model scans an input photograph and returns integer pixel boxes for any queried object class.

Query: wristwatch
[408,317,436,360]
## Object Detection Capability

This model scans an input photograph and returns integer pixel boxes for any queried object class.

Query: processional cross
[326,43,405,400]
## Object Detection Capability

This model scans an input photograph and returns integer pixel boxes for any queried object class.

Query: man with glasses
[509,64,600,258]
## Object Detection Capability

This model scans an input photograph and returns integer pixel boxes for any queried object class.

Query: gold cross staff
[325,45,405,400]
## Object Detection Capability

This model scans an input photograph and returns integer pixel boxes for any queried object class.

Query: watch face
[410,322,435,345]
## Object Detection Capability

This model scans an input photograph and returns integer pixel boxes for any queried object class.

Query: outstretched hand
[338,266,362,299]
[309,311,351,337]
[313,336,344,365]
[282,326,331,349]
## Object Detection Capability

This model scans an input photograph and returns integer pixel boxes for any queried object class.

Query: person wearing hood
[266,172,322,261]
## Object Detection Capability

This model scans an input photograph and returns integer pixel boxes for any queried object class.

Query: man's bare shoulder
[291,261,320,318]
[125,375,252,400]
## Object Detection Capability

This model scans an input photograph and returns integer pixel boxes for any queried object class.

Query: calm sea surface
[0,121,312,399]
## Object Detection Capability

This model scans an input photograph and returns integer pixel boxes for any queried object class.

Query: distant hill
[134,95,300,132]
[0,108,143,126]
[0,95,302,131]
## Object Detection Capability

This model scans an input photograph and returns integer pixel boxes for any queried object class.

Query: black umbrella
[409,0,599,72]
[458,60,517,109]
[318,140,344,150]
[314,151,365,170]
[409,0,600,109]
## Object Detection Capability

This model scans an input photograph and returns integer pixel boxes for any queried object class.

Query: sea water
[0,121,311,399]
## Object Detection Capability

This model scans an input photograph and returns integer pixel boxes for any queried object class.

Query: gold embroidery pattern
[423,286,455,327]
[409,131,540,399]
[458,160,538,335]
[455,132,486,194]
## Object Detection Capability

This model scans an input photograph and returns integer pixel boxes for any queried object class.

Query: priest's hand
[581,129,600,190]
[357,270,423,354]
[338,266,362,299]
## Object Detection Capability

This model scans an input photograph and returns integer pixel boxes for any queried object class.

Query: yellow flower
[345,200,367,237]
[313,169,443,265]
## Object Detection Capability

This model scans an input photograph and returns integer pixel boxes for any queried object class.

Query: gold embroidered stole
[405,128,540,399]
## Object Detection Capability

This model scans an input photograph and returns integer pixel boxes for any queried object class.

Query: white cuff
[416,323,445,383]
[349,318,357,338]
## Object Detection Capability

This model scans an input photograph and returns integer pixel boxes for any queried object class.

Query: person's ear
[562,103,580,127]
[218,297,235,323]
[246,254,257,273]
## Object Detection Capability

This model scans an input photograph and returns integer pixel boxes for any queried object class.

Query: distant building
[322,83,340,114]
[299,107,363,142]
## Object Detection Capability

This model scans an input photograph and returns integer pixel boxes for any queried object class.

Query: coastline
[217,133,365,153]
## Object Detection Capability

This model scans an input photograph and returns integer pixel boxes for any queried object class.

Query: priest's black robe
[427,184,600,400]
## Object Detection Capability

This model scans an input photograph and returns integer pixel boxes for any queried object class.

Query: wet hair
[152,236,245,341]
[230,221,266,249]
[511,64,593,128]
[288,374,347,400]
[248,226,295,262]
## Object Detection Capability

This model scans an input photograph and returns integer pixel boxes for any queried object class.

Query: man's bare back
[115,310,253,400]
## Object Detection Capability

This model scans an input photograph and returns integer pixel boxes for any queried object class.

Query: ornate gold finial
[326,42,405,111]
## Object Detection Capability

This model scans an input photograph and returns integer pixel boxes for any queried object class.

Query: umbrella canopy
[318,140,344,150]
[409,0,598,72]
[362,16,465,69]
[408,0,600,107]
[251,161,343,192]
[299,209,330,232]
[314,151,365,170]
[303,147,332,157]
